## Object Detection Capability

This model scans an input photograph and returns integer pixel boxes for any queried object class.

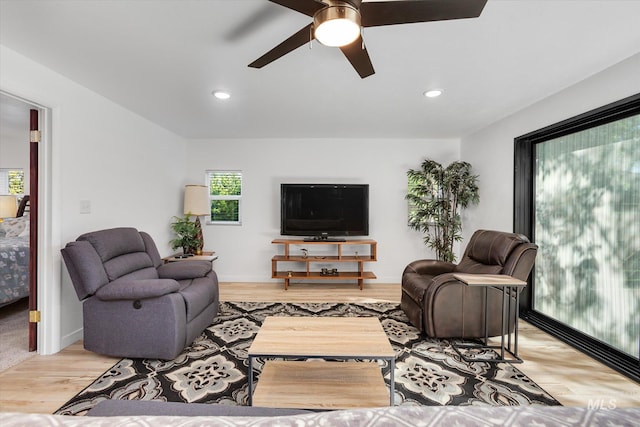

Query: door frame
[1,89,59,355]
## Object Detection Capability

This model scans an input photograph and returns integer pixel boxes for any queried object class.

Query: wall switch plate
[80,200,91,214]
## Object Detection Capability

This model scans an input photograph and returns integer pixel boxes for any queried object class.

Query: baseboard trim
[61,328,83,351]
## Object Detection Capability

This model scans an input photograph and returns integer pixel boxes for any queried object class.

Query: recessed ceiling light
[212,91,231,100]
[423,89,443,98]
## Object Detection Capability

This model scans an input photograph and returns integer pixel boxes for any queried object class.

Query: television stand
[272,239,377,290]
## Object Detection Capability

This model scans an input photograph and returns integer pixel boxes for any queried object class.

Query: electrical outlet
[80,200,91,214]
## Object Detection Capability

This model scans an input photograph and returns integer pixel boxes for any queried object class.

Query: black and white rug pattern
[55,302,560,415]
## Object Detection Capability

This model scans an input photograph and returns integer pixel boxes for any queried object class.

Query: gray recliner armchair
[401,229,537,338]
[61,227,219,360]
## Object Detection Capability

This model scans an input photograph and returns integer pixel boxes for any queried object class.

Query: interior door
[28,109,38,352]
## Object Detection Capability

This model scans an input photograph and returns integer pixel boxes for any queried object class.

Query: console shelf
[271,239,377,290]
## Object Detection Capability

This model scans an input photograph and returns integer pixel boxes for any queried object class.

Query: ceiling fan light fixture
[314,5,361,47]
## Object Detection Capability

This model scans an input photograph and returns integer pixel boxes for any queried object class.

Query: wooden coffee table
[247,316,395,409]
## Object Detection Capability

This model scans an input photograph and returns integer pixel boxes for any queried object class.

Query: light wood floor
[0,282,638,414]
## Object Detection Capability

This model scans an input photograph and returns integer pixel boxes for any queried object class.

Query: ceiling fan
[248,0,488,78]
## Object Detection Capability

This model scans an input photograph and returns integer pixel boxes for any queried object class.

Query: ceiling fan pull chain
[309,25,314,50]
[361,27,365,50]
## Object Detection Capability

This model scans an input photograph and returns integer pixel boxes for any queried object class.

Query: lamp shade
[183,185,210,216]
[0,195,18,218]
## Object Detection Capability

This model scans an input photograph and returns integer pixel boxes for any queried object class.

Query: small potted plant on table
[170,214,203,255]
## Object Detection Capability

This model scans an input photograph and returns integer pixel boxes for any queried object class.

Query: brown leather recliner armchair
[401,229,537,338]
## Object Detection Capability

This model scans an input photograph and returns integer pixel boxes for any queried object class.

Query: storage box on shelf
[271,239,377,290]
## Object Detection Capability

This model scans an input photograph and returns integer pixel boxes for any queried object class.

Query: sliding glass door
[534,116,639,358]
[515,94,640,381]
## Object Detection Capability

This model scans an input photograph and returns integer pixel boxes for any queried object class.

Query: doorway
[0,92,42,354]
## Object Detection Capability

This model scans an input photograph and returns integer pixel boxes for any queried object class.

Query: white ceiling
[1,0,640,140]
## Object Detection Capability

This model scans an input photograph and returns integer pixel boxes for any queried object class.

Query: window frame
[205,170,242,225]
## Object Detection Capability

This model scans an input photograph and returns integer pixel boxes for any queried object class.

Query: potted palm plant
[406,159,479,262]
[170,214,203,255]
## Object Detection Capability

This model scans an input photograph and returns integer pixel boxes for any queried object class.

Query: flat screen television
[280,184,369,241]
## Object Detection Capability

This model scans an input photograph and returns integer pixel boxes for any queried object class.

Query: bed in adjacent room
[0,196,30,307]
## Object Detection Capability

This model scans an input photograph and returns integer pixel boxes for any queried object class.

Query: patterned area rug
[55,302,560,415]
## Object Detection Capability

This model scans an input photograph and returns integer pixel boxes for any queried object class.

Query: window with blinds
[0,169,24,195]
[206,170,242,224]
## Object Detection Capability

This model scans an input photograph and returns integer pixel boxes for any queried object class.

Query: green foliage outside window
[211,200,239,222]
[8,171,24,194]
[1,169,24,195]
[208,171,242,223]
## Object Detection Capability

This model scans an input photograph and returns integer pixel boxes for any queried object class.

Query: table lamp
[183,185,209,255]
[0,195,18,222]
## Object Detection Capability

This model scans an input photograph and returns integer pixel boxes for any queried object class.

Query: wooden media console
[271,239,377,290]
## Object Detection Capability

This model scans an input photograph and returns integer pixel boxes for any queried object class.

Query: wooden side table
[452,273,527,364]
[163,251,218,264]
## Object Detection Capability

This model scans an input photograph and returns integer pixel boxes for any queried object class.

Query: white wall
[0,95,30,190]
[461,52,640,245]
[186,138,460,283]
[0,45,187,354]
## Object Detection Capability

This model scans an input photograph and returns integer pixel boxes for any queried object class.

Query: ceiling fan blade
[340,35,375,79]
[360,0,487,27]
[225,4,286,42]
[268,0,326,17]
[249,24,314,69]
